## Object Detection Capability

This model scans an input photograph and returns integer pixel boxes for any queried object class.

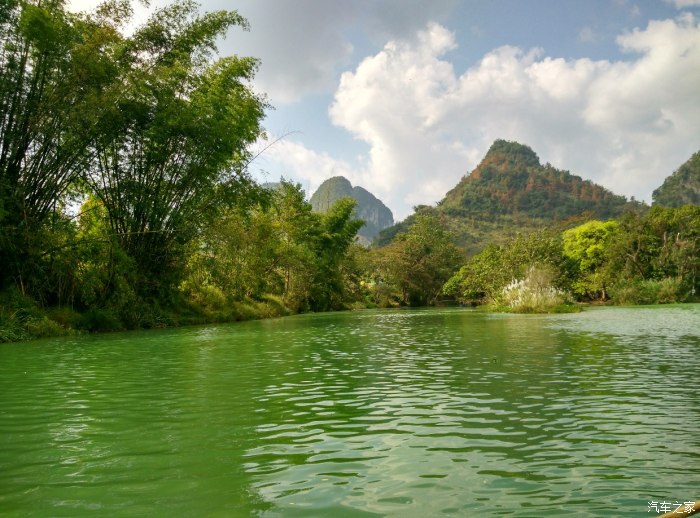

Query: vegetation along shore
[1,2,699,342]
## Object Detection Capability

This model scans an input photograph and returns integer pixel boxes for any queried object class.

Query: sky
[68,0,700,221]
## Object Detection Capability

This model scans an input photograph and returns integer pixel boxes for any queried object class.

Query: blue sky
[69,0,700,220]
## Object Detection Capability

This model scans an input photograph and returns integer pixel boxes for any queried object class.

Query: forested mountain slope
[440,140,630,219]
[377,140,643,253]
[652,151,700,207]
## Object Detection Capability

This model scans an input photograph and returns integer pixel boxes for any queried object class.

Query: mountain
[377,139,642,253]
[309,176,394,244]
[440,140,631,219]
[652,151,700,207]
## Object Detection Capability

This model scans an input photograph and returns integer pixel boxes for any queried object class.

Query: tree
[269,185,362,311]
[82,1,267,298]
[183,182,364,313]
[444,228,565,303]
[380,214,462,306]
[0,0,116,291]
[308,197,364,310]
[562,220,619,300]
[443,244,510,302]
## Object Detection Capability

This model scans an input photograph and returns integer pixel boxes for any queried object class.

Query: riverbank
[0,289,292,343]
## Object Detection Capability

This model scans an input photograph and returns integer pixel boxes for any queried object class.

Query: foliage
[492,265,577,313]
[445,204,700,309]
[182,181,363,314]
[652,151,700,207]
[605,206,700,299]
[311,196,365,310]
[562,220,619,300]
[609,277,685,305]
[372,214,463,306]
[0,0,111,290]
[0,0,277,340]
[0,287,74,342]
[444,229,566,303]
[80,1,267,299]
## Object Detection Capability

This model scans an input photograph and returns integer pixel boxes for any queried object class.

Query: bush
[610,277,685,305]
[609,279,642,305]
[0,289,78,341]
[656,277,684,304]
[0,289,50,342]
[494,265,576,313]
[26,317,70,338]
[46,307,82,329]
[258,295,290,317]
[0,309,30,343]
[78,308,123,332]
[231,301,260,321]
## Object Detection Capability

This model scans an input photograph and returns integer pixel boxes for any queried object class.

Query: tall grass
[492,265,578,313]
[0,289,75,342]
[609,277,686,305]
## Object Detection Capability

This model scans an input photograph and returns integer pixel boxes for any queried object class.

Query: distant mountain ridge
[377,139,642,253]
[309,176,394,244]
[652,151,700,207]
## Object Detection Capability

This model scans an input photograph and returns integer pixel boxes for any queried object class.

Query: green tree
[443,244,510,302]
[73,195,139,316]
[0,0,116,291]
[562,220,619,300]
[183,182,363,313]
[308,197,364,310]
[608,206,700,295]
[269,185,362,311]
[82,1,267,299]
[380,214,462,306]
[444,229,566,303]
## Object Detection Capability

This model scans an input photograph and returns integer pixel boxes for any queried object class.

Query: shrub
[26,317,70,338]
[78,308,123,332]
[609,279,642,305]
[231,301,260,321]
[46,307,82,329]
[0,309,29,343]
[494,265,576,313]
[610,277,685,305]
[656,277,684,304]
[258,295,290,317]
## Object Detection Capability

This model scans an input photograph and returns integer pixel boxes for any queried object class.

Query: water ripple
[1,307,699,516]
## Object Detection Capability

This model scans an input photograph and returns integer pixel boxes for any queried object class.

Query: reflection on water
[1,306,699,516]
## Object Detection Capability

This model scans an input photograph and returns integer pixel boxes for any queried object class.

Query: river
[1,306,699,516]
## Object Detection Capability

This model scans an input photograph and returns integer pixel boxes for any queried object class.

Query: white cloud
[664,0,700,8]
[67,0,455,105]
[314,15,700,219]
[209,0,456,105]
[251,138,358,199]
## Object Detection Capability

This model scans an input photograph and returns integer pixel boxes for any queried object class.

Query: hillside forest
[1,1,699,342]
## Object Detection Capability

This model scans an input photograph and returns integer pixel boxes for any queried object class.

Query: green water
[1,306,699,517]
